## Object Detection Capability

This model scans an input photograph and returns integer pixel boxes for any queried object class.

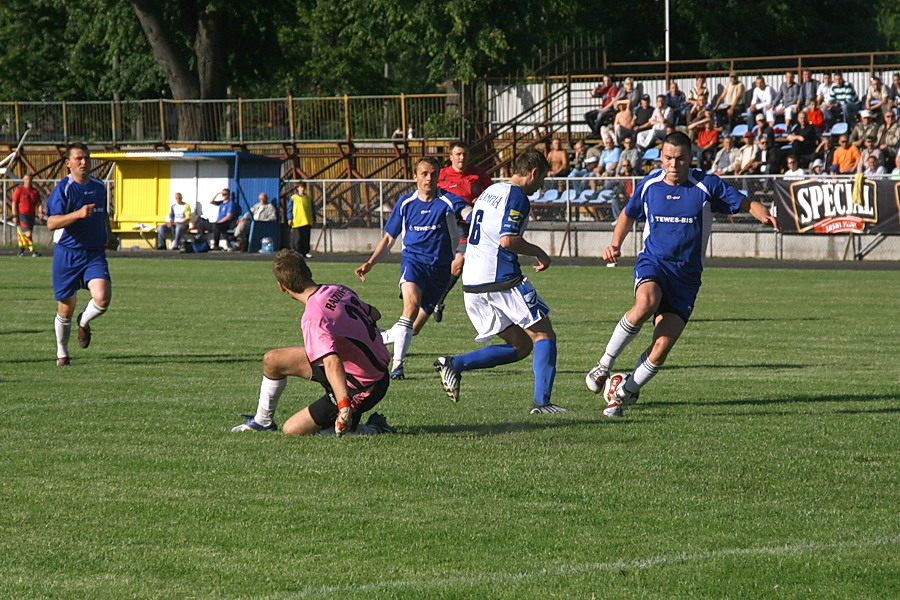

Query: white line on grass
[273,535,900,598]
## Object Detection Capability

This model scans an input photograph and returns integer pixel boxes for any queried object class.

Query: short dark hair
[512,149,550,176]
[416,156,442,171]
[662,131,692,154]
[65,142,89,159]
[449,140,469,152]
[272,249,314,293]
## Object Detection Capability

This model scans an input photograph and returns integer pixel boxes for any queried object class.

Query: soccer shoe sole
[76,312,91,349]
[433,357,460,402]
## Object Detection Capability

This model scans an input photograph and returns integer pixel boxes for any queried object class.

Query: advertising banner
[773,178,900,234]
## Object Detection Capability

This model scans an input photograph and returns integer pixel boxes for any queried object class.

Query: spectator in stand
[798,70,819,110]
[288,182,315,258]
[709,135,739,175]
[617,136,642,176]
[637,95,670,150]
[891,153,900,178]
[815,135,836,169]
[831,135,860,174]
[665,81,688,127]
[604,102,635,145]
[864,75,890,119]
[614,77,643,112]
[632,95,654,136]
[567,140,591,193]
[785,110,818,163]
[209,188,237,251]
[863,155,886,176]
[857,136,882,174]
[826,73,861,127]
[156,192,191,251]
[773,71,802,127]
[747,76,776,127]
[689,117,720,170]
[713,72,746,129]
[752,113,776,148]
[816,73,835,106]
[735,132,760,175]
[806,98,826,133]
[250,192,278,222]
[849,110,880,148]
[687,76,709,122]
[585,75,618,139]
[756,137,780,176]
[11,173,43,257]
[783,156,805,180]
[810,158,827,177]
[598,136,621,177]
[889,73,900,118]
[688,93,712,125]
[544,137,570,179]
[877,111,899,161]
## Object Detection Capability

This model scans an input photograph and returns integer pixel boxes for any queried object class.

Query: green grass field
[1,255,898,599]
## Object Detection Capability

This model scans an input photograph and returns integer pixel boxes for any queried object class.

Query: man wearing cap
[751,113,776,148]
[747,76,776,127]
[713,72,746,129]
[849,110,881,148]
[825,73,860,127]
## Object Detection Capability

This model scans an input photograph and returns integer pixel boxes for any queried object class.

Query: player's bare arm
[47,203,95,230]
[355,233,396,281]
[321,353,353,435]
[603,214,636,263]
[741,198,781,232]
[500,234,551,271]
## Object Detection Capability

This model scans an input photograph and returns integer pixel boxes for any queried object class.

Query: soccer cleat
[585,361,610,393]
[304,253,313,259]
[16,248,25,257]
[601,375,639,418]
[432,302,445,323]
[601,400,624,418]
[529,402,572,414]
[433,356,461,402]
[76,312,91,349]
[56,356,71,367]
[390,362,405,380]
[365,412,396,434]
[31,250,41,257]
[229,414,278,432]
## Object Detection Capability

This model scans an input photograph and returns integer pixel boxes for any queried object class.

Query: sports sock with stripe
[601,313,642,367]
[392,317,414,370]
[620,350,659,397]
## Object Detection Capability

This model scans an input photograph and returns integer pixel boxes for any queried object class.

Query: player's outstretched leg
[529,337,570,414]
[434,344,518,402]
[390,317,414,379]
[586,313,642,393]
[230,375,287,431]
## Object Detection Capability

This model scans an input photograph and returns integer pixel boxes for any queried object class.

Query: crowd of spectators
[570,70,900,187]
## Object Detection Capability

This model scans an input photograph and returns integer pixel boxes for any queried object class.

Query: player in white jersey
[585,132,780,417]
[434,150,569,414]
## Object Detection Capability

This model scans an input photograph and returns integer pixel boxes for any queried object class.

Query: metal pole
[664,0,670,85]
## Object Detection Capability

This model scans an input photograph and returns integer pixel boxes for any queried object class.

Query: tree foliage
[0,0,896,102]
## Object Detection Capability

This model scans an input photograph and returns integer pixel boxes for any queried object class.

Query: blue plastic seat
[642,147,660,161]
[830,122,848,136]
[542,189,560,202]
[731,124,748,138]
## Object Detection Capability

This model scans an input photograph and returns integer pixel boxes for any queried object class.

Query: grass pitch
[1,255,898,599]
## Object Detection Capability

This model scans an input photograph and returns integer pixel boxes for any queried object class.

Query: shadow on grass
[641,392,898,409]
[103,353,259,365]
[689,317,825,323]
[0,329,46,336]
[557,363,806,376]
[410,417,631,436]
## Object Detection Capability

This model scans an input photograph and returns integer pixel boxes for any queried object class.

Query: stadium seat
[578,189,597,202]
[830,122,848,136]
[528,189,542,201]
[558,189,577,203]
[542,189,560,202]
[642,147,660,162]
[731,124,748,138]
[773,123,787,135]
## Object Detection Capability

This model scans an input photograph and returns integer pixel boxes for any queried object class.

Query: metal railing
[0,94,461,146]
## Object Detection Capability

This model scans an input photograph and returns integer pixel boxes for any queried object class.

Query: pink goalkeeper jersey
[301,284,390,388]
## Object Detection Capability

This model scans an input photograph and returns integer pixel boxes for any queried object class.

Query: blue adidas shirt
[217,200,236,222]
[383,189,466,266]
[625,169,745,274]
[46,175,109,251]
[462,182,530,288]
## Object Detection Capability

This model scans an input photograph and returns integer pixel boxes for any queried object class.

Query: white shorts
[463,278,550,343]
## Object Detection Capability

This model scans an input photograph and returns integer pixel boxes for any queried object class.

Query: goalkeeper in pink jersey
[230,250,395,436]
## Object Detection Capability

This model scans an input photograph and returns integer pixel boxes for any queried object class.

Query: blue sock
[532,338,557,406]
[451,344,518,372]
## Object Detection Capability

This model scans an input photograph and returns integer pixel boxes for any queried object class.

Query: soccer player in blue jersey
[355,157,468,379]
[433,150,569,414]
[585,132,779,417]
[46,143,112,366]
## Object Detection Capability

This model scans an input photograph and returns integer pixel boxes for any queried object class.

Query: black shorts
[306,366,391,431]
[17,214,35,233]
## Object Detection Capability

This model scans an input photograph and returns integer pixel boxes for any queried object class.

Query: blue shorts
[399,258,450,315]
[53,246,111,301]
[633,256,701,323]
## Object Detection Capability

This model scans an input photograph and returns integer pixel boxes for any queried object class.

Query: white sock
[79,299,107,326]
[601,314,642,367]
[619,350,659,397]
[381,327,394,345]
[55,315,71,358]
[392,317,413,369]
[254,376,287,426]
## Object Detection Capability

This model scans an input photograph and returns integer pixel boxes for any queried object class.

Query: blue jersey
[46,175,108,251]
[625,169,745,275]
[217,200,236,222]
[462,182,530,290]
[383,189,466,266]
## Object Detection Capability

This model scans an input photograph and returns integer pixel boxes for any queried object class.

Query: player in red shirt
[12,174,43,256]
[433,141,493,322]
